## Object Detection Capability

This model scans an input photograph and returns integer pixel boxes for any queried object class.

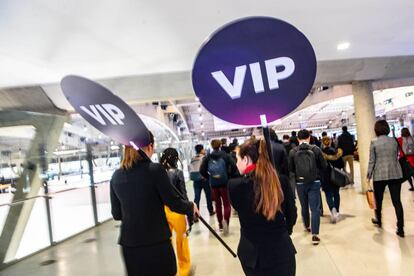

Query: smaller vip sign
[192,17,317,125]
[61,75,150,148]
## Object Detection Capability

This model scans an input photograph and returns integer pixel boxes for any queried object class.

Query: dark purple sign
[192,17,316,125]
[61,75,150,148]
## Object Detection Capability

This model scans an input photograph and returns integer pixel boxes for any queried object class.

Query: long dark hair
[401,127,411,138]
[238,138,284,220]
[160,148,180,169]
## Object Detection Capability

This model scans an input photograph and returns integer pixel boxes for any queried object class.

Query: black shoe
[396,229,405,238]
[312,235,320,245]
[371,218,382,228]
[194,217,199,223]
[409,188,414,191]
[209,211,216,216]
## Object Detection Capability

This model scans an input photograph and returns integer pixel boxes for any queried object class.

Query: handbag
[395,138,414,180]
[366,180,376,209]
[329,164,352,187]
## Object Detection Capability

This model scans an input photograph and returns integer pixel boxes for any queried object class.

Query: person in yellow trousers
[161,148,192,276]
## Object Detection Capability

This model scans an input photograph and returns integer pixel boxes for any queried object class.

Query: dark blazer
[110,159,193,247]
[270,140,289,176]
[228,174,297,270]
[337,131,355,156]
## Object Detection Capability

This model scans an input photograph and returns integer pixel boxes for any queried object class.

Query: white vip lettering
[211,57,295,99]
[80,104,125,126]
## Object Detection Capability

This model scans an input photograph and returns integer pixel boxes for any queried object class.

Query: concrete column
[352,81,376,193]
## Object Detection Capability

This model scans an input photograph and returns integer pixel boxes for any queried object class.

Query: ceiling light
[202,132,205,136]
[337,42,350,51]
[243,129,246,132]
[195,97,200,102]
[197,105,202,112]
[200,123,204,128]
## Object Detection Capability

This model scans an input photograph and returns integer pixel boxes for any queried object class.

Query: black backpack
[293,144,318,183]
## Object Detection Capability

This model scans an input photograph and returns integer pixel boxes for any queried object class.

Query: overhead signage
[61,75,150,148]
[192,16,317,125]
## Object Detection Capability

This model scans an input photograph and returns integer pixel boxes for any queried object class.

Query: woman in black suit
[229,138,297,276]
[110,132,198,276]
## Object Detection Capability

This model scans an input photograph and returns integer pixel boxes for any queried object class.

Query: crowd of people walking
[110,121,412,276]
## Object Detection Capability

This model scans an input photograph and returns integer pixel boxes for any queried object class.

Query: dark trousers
[242,258,296,276]
[296,180,321,235]
[193,179,214,213]
[212,186,231,227]
[373,179,404,230]
[324,184,340,212]
[121,241,176,276]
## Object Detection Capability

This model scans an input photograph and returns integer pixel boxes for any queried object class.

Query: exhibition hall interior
[0,1,413,275]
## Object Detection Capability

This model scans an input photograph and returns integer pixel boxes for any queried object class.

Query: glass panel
[96,181,111,222]
[0,204,10,234]
[14,198,50,261]
[50,188,94,242]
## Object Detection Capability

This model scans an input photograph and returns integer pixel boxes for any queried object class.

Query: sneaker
[330,208,338,224]
[312,235,320,245]
[209,211,216,216]
[371,218,382,228]
[222,220,229,235]
[396,229,405,238]
[304,227,311,233]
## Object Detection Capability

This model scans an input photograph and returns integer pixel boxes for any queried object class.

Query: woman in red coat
[397,127,414,191]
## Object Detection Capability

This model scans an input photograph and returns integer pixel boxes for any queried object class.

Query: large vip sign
[192,17,317,125]
[61,75,150,148]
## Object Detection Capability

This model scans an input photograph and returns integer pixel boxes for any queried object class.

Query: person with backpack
[289,129,327,245]
[190,144,215,218]
[337,126,356,183]
[397,127,414,191]
[160,148,193,276]
[200,139,238,234]
[321,137,345,224]
[229,137,297,276]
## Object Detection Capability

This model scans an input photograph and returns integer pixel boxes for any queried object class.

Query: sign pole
[260,115,275,167]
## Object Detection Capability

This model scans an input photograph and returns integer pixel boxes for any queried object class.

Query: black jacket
[337,131,355,156]
[229,174,297,269]
[110,160,193,247]
[199,150,239,186]
[166,168,188,200]
[270,141,289,176]
[288,143,328,181]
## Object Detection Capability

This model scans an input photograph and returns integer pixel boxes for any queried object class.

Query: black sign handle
[137,149,237,258]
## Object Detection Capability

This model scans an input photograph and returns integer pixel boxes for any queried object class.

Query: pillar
[352,81,376,193]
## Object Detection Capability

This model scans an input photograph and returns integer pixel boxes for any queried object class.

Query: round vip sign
[61,75,151,148]
[192,17,317,125]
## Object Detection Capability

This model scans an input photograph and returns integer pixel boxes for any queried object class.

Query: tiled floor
[2,164,414,275]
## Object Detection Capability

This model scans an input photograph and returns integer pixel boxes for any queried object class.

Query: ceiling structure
[1,0,414,139]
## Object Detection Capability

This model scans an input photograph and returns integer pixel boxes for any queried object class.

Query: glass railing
[0,180,114,265]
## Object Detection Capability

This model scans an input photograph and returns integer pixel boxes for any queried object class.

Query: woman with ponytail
[110,133,198,276]
[228,137,297,276]
[160,148,192,276]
